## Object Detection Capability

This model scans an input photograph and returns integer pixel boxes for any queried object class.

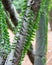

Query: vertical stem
[35,13,48,65]
[34,0,49,65]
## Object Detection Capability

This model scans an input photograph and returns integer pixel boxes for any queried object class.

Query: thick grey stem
[34,13,48,65]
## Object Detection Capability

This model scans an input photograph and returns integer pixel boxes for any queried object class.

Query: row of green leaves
[0,1,11,56]
[19,0,50,65]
